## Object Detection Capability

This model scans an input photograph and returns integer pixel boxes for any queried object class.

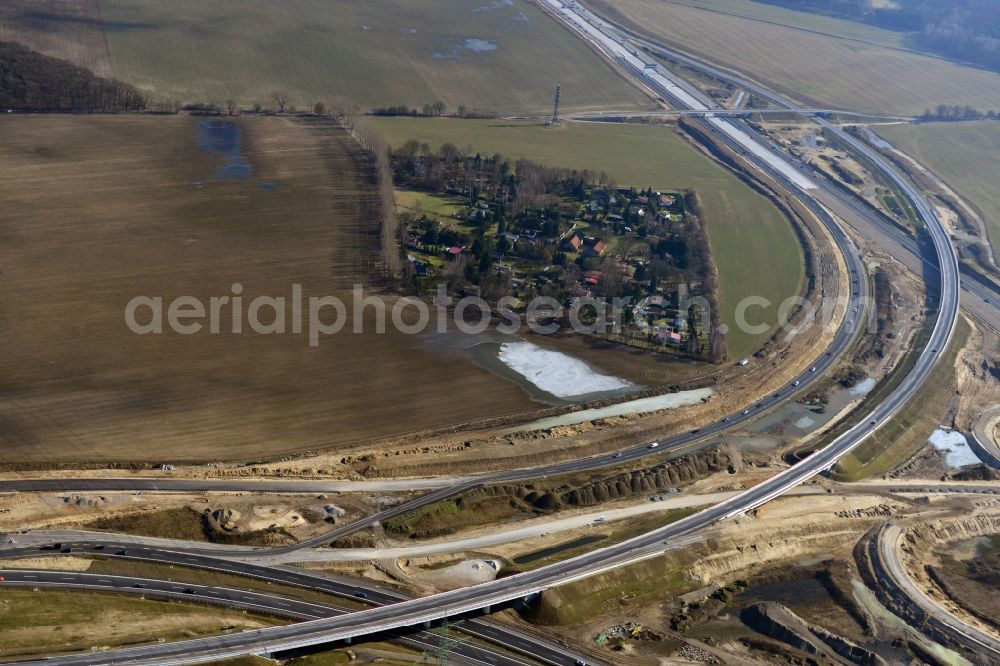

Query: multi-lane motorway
[0,541,599,666]
[0,569,560,666]
[5,484,998,663]
[0,1,967,663]
[3,1,993,663]
[604,14,1000,332]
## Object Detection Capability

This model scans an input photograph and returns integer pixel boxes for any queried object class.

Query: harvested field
[0,0,112,77]
[592,0,1000,116]
[1,0,649,115]
[0,114,550,464]
[651,0,908,48]
[877,121,1000,260]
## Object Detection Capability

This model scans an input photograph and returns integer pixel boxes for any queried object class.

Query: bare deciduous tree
[271,91,290,113]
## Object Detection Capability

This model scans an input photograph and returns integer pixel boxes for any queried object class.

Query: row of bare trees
[339,111,403,279]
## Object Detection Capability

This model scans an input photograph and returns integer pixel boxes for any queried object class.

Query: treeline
[918,104,1000,122]
[372,101,497,119]
[0,41,148,112]
[392,140,608,213]
[753,0,1000,73]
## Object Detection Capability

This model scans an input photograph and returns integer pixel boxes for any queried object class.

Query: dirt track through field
[305,120,384,288]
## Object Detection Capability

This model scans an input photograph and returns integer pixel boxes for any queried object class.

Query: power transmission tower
[428,619,466,665]
[547,83,561,126]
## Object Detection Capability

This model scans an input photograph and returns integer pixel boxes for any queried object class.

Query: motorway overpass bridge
[570,108,916,121]
[0,2,978,664]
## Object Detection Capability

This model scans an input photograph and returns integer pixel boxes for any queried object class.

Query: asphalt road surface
[873,522,1000,657]
[0,569,554,666]
[968,405,1000,469]
[0,544,597,666]
[615,20,1000,333]
[0,3,959,660]
[0,3,979,663]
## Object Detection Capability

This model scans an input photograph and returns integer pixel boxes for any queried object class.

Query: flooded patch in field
[497,340,632,398]
[721,433,784,451]
[473,0,513,11]
[865,127,894,151]
[433,37,499,60]
[420,330,641,405]
[197,121,251,180]
[794,415,816,429]
[463,38,498,53]
[849,377,877,396]
[745,378,878,443]
[928,428,981,467]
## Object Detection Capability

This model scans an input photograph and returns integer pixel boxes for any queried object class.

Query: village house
[564,234,584,252]
[583,237,608,258]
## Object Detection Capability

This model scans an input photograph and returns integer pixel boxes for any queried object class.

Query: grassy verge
[384,446,736,538]
[524,544,701,625]
[283,643,423,665]
[0,589,280,658]
[876,189,921,230]
[504,507,699,575]
[83,508,296,546]
[395,189,466,225]
[82,558,365,610]
[831,317,969,481]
